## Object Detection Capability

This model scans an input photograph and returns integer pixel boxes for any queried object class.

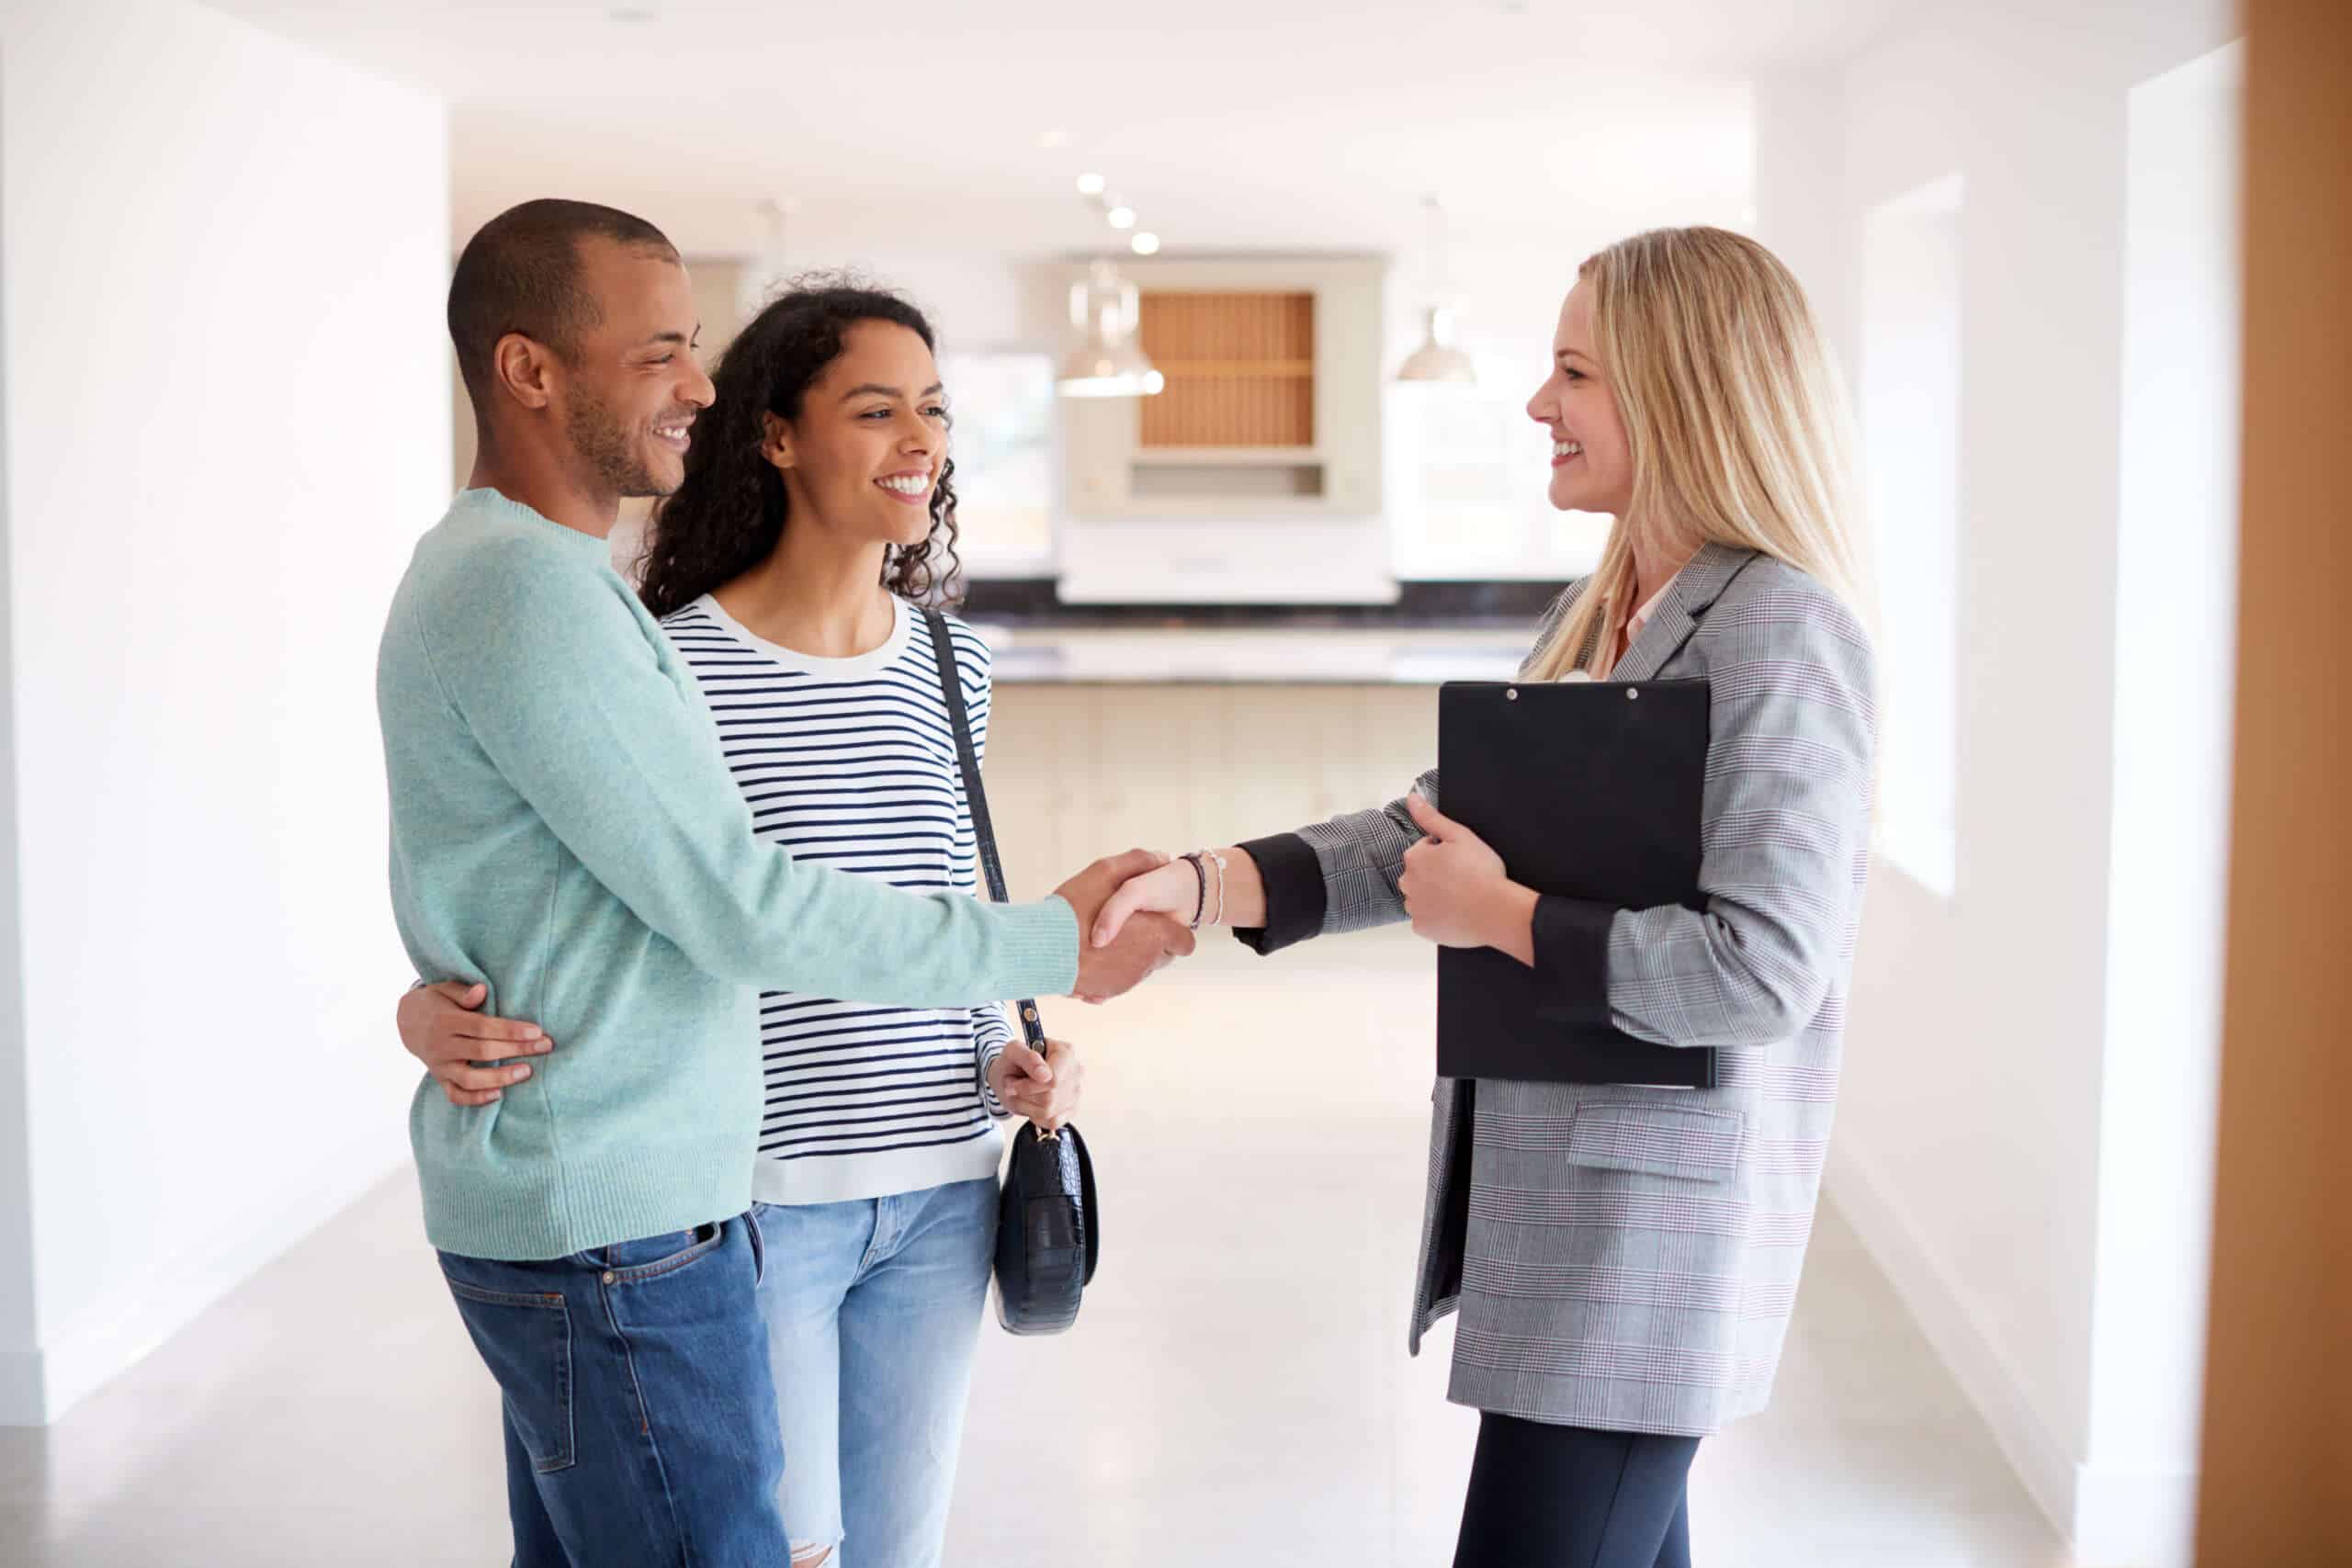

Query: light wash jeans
[753,1177,997,1568]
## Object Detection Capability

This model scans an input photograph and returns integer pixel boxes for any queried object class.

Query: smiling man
[376,200,1190,1565]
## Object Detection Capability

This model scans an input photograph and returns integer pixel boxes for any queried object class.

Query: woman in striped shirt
[398,279,1083,1568]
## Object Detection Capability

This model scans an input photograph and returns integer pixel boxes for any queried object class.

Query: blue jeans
[753,1178,998,1568]
[436,1214,786,1568]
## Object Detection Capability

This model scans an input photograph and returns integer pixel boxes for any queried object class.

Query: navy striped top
[661,592,1013,1207]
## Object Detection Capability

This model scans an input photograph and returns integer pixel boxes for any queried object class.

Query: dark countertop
[956,577,1566,631]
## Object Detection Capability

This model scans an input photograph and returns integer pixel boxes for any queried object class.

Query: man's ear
[760,411,795,471]
[492,333,557,413]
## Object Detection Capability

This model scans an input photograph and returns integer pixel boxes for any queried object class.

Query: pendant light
[1057,183,1166,400]
[1057,259,1164,398]
[1396,197,1476,385]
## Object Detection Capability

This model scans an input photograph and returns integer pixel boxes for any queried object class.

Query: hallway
[1,930,2064,1566]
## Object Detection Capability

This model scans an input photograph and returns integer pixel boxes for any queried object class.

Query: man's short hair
[447,198,680,412]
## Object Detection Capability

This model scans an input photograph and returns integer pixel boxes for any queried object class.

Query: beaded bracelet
[1180,852,1208,930]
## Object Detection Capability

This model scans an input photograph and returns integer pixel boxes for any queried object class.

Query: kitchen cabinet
[1060,256,1385,520]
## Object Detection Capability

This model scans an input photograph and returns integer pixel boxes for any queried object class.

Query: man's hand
[1057,849,1196,1002]
[1091,856,1202,947]
[397,981,552,1108]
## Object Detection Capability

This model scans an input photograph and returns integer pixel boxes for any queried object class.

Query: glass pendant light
[1396,197,1476,385]
[1057,257,1165,399]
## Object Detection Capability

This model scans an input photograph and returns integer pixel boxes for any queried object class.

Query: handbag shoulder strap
[922,608,1048,1054]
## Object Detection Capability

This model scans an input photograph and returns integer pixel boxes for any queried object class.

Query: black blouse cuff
[1530,895,1617,1024]
[1230,833,1326,956]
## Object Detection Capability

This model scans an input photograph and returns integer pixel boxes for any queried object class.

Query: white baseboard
[1824,1141,2199,1568]
[1822,1140,2083,1543]
[10,1144,406,1427]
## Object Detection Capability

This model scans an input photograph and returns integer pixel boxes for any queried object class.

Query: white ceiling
[209,0,1916,260]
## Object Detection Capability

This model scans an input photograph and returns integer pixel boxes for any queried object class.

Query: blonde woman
[1097,227,1876,1567]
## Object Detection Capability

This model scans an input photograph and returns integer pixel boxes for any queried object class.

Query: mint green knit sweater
[377,490,1078,1260]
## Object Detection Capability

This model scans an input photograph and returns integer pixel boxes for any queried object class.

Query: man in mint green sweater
[379,199,1190,1568]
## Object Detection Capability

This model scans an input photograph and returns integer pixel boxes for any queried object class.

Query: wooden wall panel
[2193,1,2352,1560]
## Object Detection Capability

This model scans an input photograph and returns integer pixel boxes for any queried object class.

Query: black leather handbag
[922,610,1100,1336]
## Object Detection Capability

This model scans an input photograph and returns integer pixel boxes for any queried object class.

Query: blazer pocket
[1566,1102,1745,1185]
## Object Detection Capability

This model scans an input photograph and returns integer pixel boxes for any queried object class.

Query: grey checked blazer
[1240,543,1875,1437]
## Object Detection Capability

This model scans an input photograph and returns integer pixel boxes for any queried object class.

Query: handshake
[1057,846,1253,1004]
[1058,795,1510,1004]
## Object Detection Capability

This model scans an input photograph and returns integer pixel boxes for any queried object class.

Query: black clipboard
[1435,677,1717,1089]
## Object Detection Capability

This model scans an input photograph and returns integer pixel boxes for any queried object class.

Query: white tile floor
[0,929,2071,1566]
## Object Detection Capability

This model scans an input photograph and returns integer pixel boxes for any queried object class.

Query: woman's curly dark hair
[639,275,963,619]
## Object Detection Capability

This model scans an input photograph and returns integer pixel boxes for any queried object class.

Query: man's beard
[566,384,668,499]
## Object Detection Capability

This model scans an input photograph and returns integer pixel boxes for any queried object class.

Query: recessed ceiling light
[1076,173,1106,196]
[1106,206,1136,230]
[1130,232,1161,256]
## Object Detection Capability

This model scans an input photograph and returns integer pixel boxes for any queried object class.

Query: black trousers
[1451,1414,1701,1568]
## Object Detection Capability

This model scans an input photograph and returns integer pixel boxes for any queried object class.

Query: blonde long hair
[1528,226,1867,681]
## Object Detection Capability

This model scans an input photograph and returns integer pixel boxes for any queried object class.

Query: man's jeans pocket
[441,1276,576,1474]
[582,1220,726,1283]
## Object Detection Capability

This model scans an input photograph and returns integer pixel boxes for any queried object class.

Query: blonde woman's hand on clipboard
[1399,794,1539,963]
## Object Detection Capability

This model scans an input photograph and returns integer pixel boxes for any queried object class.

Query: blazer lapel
[1607,542,1756,683]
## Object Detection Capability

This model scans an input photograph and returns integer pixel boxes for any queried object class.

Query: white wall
[2083,38,2242,1555]
[1860,175,1963,894]
[0,35,37,1426]
[0,0,449,1425]
[1753,2,2241,1562]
